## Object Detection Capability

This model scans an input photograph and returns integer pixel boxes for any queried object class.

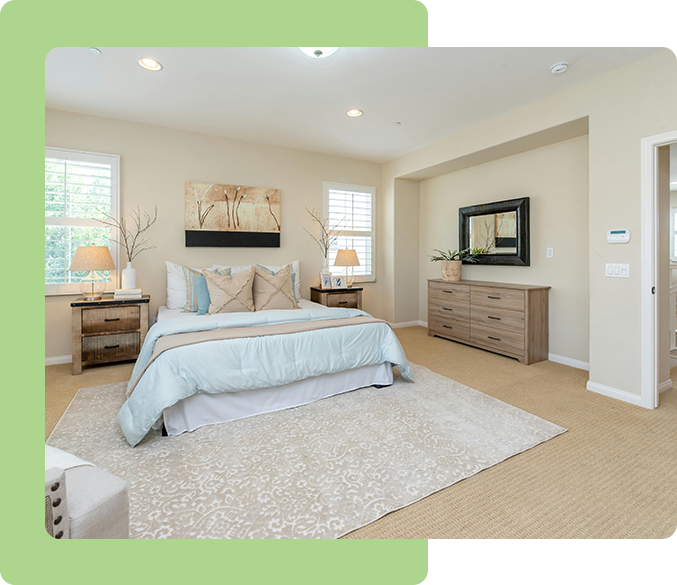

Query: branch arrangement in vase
[304,207,343,268]
[97,205,159,262]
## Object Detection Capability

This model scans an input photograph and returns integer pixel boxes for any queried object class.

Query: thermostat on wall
[607,229,630,244]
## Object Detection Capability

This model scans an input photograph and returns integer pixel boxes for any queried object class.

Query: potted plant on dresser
[429,248,482,281]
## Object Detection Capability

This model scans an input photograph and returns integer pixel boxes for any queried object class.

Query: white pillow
[211,260,301,302]
[166,261,203,310]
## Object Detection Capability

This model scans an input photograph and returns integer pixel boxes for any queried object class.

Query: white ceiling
[45,47,661,163]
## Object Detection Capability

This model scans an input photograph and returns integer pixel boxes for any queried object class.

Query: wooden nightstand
[310,287,363,310]
[71,295,150,375]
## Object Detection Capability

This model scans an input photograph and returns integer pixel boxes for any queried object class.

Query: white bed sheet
[161,362,393,436]
[152,299,394,436]
[156,298,328,322]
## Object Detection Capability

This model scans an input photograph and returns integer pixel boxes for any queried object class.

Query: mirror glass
[468,211,517,255]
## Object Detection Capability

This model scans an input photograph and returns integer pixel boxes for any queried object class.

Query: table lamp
[68,246,116,300]
[333,249,360,288]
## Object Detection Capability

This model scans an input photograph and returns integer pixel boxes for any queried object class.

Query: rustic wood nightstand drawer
[82,332,140,363]
[82,306,140,334]
[326,292,359,308]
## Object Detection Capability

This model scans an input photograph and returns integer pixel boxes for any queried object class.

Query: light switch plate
[546,248,554,258]
[605,263,630,278]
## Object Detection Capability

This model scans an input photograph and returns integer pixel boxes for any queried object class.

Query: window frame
[323,181,376,283]
[45,146,120,296]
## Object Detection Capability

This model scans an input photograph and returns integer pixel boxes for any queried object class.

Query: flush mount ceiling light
[89,47,102,55]
[393,121,402,126]
[138,57,163,71]
[550,61,569,76]
[299,47,339,59]
[346,109,363,117]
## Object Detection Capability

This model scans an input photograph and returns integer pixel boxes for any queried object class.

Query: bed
[119,297,413,446]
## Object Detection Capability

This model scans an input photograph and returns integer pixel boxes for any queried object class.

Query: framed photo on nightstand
[320,273,333,289]
[332,276,345,289]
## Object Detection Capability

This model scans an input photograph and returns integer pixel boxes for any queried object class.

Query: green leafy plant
[429,248,481,263]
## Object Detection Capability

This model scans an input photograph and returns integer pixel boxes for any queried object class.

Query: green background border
[0,0,428,583]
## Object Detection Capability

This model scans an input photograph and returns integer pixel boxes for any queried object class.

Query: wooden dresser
[71,295,150,374]
[427,280,550,365]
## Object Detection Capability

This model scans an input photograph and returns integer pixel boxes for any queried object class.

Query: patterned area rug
[47,364,566,539]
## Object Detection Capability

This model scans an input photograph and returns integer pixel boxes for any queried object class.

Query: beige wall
[381,49,677,396]
[393,179,420,324]
[418,136,590,363]
[45,109,382,358]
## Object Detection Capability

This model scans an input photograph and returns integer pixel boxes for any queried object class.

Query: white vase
[121,261,137,289]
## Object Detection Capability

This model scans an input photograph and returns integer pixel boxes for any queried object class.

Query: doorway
[640,130,677,409]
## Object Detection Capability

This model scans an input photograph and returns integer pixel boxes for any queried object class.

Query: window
[324,182,376,282]
[45,147,119,295]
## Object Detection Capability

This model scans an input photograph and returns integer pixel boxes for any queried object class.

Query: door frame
[640,129,677,409]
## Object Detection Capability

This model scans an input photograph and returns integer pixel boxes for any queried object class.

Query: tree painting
[185,181,281,234]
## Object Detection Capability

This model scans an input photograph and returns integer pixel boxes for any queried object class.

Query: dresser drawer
[326,293,359,308]
[470,323,524,356]
[82,332,140,362]
[82,306,140,334]
[429,281,470,302]
[470,287,525,312]
[429,315,470,341]
[470,305,525,333]
[428,300,470,321]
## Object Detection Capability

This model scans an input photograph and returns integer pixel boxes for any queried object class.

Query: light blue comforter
[118,307,413,446]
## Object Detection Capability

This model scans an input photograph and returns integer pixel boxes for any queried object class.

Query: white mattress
[156,298,328,322]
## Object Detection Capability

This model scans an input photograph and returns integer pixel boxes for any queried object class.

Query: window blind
[325,183,375,280]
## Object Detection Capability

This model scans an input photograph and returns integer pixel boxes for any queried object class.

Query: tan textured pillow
[253,264,299,311]
[204,267,255,314]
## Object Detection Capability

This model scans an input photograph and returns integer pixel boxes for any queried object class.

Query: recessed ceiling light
[138,57,162,71]
[89,47,102,55]
[299,47,339,59]
[393,121,402,126]
[346,109,363,117]
[550,61,569,76]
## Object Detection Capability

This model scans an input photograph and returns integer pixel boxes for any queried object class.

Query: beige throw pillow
[253,264,299,311]
[204,267,255,314]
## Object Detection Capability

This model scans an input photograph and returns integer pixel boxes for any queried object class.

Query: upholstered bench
[45,446,129,539]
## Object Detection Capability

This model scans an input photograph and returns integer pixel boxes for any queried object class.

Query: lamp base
[82,293,103,301]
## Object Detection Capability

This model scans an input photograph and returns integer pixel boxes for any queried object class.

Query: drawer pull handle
[487,296,501,299]
[487,316,501,320]
[442,290,454,294]
[104,318,120,322]
[443,307,453,311]
[488,336,501,341]
[443,325,453,329]
[338,301,348,304]
[104,344,120,349]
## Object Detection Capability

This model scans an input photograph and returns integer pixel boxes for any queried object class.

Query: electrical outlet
[546,248,554,258]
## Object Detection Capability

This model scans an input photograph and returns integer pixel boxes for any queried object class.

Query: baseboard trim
[586,381,645,407]
[45,355,72,366]
[391,321,428,329]
[548,353,590,371]
[659,379,673,394]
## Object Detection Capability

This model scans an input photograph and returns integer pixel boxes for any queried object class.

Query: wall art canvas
[185,181,281,247]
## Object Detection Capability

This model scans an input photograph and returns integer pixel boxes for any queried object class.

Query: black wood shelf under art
[185,181,281,247]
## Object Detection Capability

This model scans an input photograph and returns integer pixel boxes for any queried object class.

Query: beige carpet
[46,364,564,539]
[45,326,677,538]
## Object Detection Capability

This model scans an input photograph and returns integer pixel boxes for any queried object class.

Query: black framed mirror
[459,197,530,266]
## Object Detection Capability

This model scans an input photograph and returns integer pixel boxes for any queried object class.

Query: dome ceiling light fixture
[89,47,102,55]
[299,47,339,59]
[138,57,163,71]
[550,61,569,76]
[346,109,363,117]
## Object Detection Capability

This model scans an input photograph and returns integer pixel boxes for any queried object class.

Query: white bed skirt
[159,362,394,436]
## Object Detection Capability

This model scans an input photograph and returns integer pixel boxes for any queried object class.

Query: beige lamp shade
[333,249,360,267]
[68,246,116,272]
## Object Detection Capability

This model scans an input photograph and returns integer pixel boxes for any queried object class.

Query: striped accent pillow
[184,266,231,313]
